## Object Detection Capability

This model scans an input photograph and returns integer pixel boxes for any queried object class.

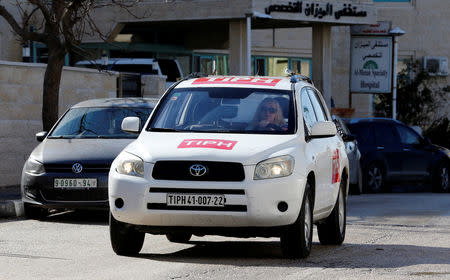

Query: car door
[393,124,433,180]
[299,87,332,213]
[307,87,338,208]
[373,122,403,181]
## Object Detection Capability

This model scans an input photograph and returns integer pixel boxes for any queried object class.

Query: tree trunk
[42,48,65,131]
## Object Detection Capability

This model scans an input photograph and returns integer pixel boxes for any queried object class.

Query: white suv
[109,75,349,258]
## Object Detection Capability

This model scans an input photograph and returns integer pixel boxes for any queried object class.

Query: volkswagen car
[108,75,349,258]
[21,98,157,219]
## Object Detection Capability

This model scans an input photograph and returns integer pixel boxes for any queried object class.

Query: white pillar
[312,24,332,110]
[229,18,251,75]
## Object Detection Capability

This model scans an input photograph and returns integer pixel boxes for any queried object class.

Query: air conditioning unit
[423,56,448,76]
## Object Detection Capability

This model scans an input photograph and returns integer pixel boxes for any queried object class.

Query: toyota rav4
[108,75,349,258]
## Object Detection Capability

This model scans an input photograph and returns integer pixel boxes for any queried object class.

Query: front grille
[44,163,111,173]
[152,161,245,181]
[41,189,107,201]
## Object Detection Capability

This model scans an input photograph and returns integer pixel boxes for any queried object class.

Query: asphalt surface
[1,193,449,280]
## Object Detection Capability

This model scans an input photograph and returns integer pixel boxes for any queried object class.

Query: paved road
[1,193,449,280]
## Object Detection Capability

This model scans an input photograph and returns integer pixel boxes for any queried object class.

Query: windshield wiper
[149,128,183,132]
[47,135,74,139]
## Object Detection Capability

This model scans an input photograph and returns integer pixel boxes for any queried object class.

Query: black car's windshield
[49,107,152,139]
[147,87,295,134]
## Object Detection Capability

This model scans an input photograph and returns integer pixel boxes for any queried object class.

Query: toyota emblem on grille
[72,163,83,174]
[189,164,207,177]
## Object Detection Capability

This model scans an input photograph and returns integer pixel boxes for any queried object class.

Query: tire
[364,162,386,193]
[432,162,449,193]
[166,233,192,243]
[317,182,346,245]
[280,183,313,258]
[110,213,145,256]
[23,203,47,220]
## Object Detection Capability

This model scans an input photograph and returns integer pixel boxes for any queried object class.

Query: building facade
[1,0,449,118]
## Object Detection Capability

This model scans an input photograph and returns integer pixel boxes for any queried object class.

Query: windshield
[49,107,153,139]
[148,87,295,134]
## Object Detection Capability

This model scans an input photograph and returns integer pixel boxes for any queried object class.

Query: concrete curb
[0,200,24,218]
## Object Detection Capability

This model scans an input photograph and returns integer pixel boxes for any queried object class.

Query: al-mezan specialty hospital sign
[350,36,392,93]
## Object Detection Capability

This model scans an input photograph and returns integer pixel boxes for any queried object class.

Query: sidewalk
[0,185,23,218]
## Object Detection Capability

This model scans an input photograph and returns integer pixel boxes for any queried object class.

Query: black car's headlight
[254,155,295,180]
[24,158,45,175]
[115,152,144,177]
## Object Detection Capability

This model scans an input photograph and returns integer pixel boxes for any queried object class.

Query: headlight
[115,152,144,177]
[254,155,294,180]
[24,158,45,175]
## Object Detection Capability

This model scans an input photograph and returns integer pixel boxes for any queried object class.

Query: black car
[21,98,157,218]
[346,118,449,193]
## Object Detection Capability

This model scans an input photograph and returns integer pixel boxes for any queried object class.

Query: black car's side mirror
[36,131,48,142]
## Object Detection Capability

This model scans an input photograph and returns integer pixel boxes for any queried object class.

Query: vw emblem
[72,163,83,174]
[189,164,207,177]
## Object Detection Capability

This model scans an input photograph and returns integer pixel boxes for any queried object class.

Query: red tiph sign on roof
[192,77,281,86]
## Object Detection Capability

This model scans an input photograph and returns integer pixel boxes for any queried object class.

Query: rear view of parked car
[333,115,362,194]
[21,98,157,219]
[346,118,449,193]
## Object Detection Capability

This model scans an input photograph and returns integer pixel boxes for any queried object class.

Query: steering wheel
[265,123,282,131]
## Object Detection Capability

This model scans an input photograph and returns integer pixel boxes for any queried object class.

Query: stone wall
[0,61,118,187]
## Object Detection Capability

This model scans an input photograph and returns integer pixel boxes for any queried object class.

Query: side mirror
[121,117,141,134]
[310,121,337,139]
[36,131,48,142]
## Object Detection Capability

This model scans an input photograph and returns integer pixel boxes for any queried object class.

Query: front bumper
[21,171,109,210]
[109,164,306,228]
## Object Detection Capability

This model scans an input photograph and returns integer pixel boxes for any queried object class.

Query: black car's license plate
[54,178,97,188]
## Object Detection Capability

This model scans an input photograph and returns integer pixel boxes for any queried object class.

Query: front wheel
[280,183,313,258]
[433,162,449,193]
[110,213,145,256]
[317,182,346,245]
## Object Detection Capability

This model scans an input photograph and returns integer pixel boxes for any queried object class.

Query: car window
[395,125,422,145]
[49,107,152,139]
[300,88,317,131]
[307,88,327,122]
[347,123,373,145]
[148,87,295,134]
[374,123,398,146]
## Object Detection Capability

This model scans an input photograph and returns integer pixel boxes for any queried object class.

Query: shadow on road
[39,209,109,226]
[136,240,450,269]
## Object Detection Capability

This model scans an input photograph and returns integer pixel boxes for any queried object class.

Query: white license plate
[166,194,225,207]
[54,178,97,188]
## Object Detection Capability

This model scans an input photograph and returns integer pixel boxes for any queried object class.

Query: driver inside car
[250,98,287,131]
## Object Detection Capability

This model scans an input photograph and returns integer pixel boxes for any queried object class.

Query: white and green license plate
[54,178,97,188]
